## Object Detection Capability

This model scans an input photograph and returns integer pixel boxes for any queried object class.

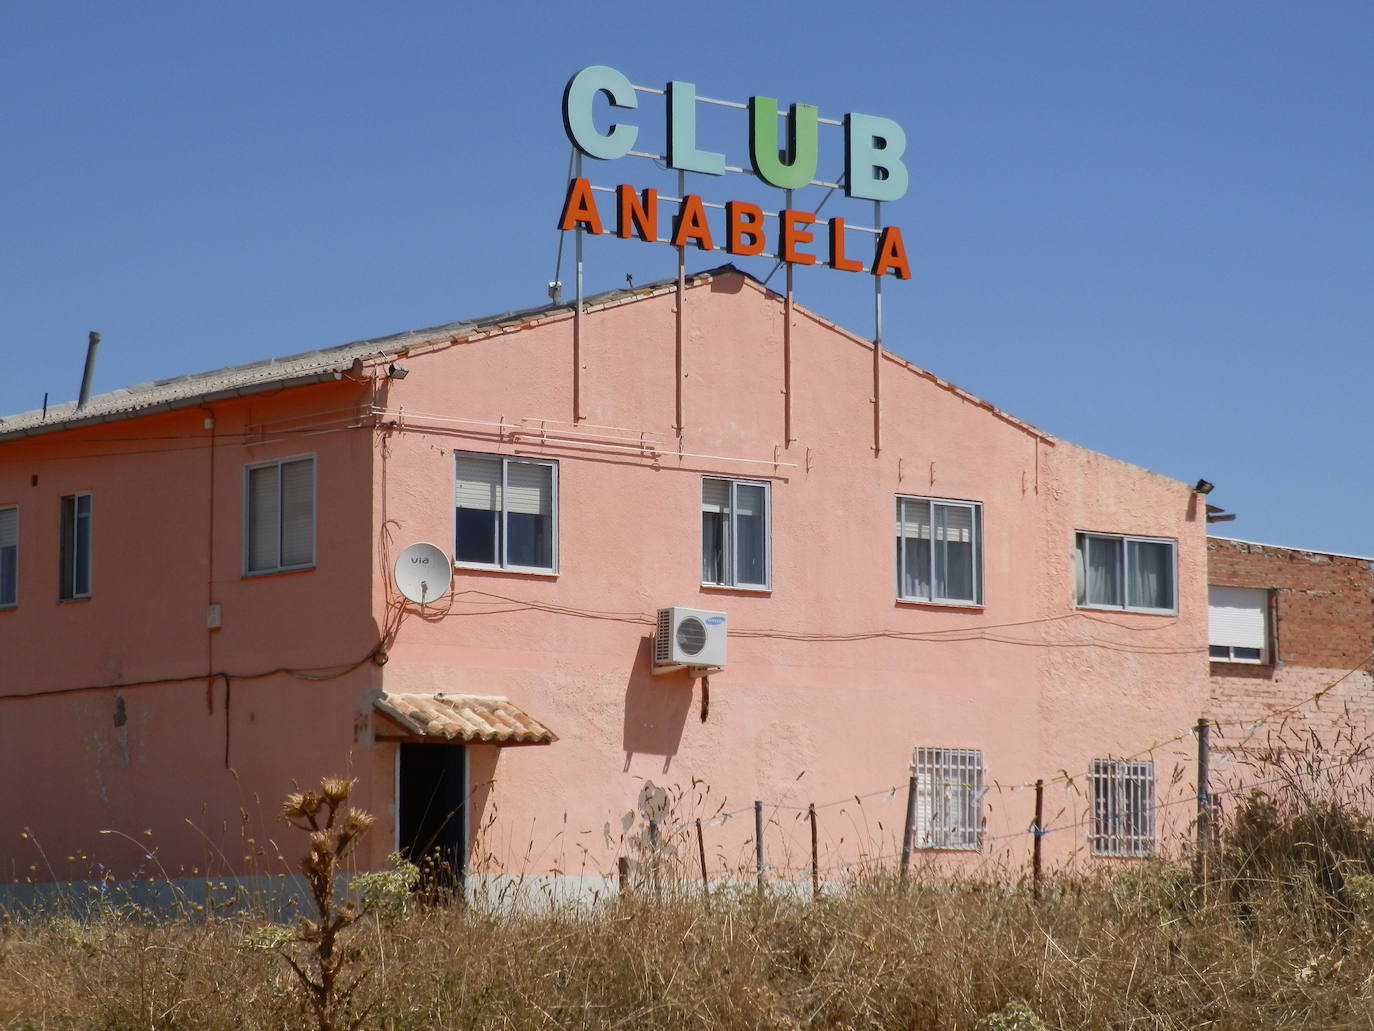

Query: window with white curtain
[0,506,16,608]
[897,496,982,605]
[1074,532,1176,613]
[913,747,984,851]
[455,453,557,573]
[701,477,769,589]
[1208,585,1270,663]
[1090,759,1155,857]
[244,457,315,575]
[59,493,93,599]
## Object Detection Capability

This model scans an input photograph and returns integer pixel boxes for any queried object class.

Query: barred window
[913,747,984,851]
[1090,759,1155,857]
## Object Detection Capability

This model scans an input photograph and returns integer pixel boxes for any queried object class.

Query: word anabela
[556,65,911,279]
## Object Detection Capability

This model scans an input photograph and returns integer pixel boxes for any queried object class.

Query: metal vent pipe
[77,331,101,410]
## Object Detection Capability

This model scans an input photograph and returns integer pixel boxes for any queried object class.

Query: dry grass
[4,867,1374,1030]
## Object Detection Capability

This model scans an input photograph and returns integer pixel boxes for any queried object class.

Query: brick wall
[1207,537,1374,747]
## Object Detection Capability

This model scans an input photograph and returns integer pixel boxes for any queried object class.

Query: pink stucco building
[0,266,1210,896]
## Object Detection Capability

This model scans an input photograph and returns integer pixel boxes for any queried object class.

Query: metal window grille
[1089,759,1155,857]
[913,747,984,851]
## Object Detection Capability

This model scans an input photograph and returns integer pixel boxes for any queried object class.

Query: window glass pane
[0,508,15,607]
[73,499,91,596]
[1084,535,1122,606]
[935,504,975,603]
[0,545,14,607]
[59,496,74,598]
[1127,539,1173,610]
[456,508,499,565]
[897,499,931,600]
[247,467,280,572]
[279,459,314,568]
[504,462,553,570]
[1234,647,1262,661]
[733,483,767,586]
[701,511,726,584]
[1209,645,1230,659]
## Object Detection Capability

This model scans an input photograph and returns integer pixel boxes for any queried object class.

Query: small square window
[0,505,17,608]
[1075,532,1176,613]
[912,747,984,851]
[1208,585,1270,663]
[455,454,557,574]
[701,478,770,590]
[896,497,983,605]
[245,457,315,575]
[1090,759,1154,857]
[59,493,92,600]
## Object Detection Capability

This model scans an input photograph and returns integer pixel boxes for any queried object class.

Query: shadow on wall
[622,635,695,773]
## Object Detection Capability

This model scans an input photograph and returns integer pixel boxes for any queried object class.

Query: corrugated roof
[374,692,558,746]
[0,265,749,442]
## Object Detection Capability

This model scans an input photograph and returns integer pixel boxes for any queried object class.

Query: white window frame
[895,495,984,607]
[912,747,985,851]
[453,453,559,575]
[700,476,771,591]
[58,492,92,601]
[0,505,17,609]
[1089,759,1155,857]
[1208,585,1270,664]
[1075,531,1177,615]
[243,455,317,576]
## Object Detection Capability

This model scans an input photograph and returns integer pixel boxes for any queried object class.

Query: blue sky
[3,2,1371,555]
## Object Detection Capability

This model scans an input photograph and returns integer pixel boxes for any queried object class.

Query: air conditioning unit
[654,607,727,672]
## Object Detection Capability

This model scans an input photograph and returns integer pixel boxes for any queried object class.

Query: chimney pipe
[77,331,101,410]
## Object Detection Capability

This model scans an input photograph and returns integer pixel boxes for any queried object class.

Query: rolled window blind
[937,504,973,543]
[279,459,314,567]
[701,478,730,514]
[506,461,552,516]
[1209,586,1267,648]
[897,498,931,539]
[733,482,764,518]
[456,455,502,511]
[0,508,15,549]
[248,466,279,571]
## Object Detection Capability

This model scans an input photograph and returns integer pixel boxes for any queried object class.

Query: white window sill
[456,562,559,578]
[244,565,315,578]
[1077,603,1177,617]
[897,597,984,610]
[701,582,771,594]
[1209,656,1268,666]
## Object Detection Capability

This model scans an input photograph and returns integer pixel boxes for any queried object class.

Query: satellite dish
[394,543,452,605]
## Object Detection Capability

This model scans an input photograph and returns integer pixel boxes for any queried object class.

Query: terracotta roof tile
[374,693,557,746]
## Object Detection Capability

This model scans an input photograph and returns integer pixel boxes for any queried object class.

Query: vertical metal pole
[696,817,708,896]
[754,800,765,892]
[1196,718,1212,884]
[1032,779,1045,902]
[617,855,629,896]
[872,200,882,456]
[648,818,661,902]
[900,771,919,883]
[808,803,819,898]
[783,188,794,448]
[573,152,584,424]
[675,169,686,438]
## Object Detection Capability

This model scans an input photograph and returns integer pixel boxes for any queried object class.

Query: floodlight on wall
[387,363,410,380]
[1193,479,1214,495]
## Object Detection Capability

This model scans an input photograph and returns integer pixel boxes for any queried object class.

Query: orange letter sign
[557,177,604,234]
[671,194,715,250]
[616,185,658,242]
[871,226,911,279]
[726,201,765,256]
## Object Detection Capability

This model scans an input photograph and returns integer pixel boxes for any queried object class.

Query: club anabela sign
[557,66,911,279]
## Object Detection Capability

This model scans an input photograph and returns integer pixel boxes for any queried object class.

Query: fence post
[900,771,919,883]
[617,855,630,896]
[1032,778,1044,902]
[696,818,708,897]
[648,818,661,902]
[1195,717,1211,885]
[809,803,819,899]
[755,800,765,892]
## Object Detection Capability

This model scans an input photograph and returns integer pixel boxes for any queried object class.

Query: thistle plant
[279,776,377,1031]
